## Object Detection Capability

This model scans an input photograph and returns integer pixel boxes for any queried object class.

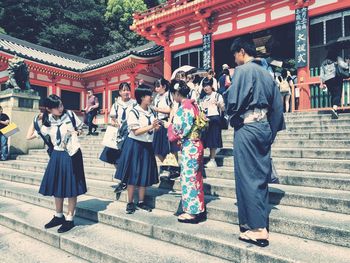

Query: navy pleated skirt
[99,146,121,165]
[153,126,170,158]
[39,149,87,198]
[203,115,223,149]
[115,137,159,187]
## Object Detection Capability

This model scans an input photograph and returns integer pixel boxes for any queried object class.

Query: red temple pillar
[297,68,311,110]
[164,46,172,80]
[104,78,109,124]
[128,73,137,98]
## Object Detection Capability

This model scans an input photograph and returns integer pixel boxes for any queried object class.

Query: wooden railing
[308,67,350,109]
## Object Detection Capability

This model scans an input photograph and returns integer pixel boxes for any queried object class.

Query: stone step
[78,130,350,143]
[1,180,350,249]
[283,112,350,119]
[2,157,350,191]
[44,147,350,160]
[209,156,350,173]
[0,196,229,263]
[1,168,349,215]
[17,152,350,173]
[1,186,350,263]
[76,139,350,151]
[0,157,350,191]
[0,226,87,263]
[275,132,350,140]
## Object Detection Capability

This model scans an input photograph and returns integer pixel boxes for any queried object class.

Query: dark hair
[326,47,339,61]
[154,77,170,91]
[135,87,152,105]
[281,69,288,79]
[193,75,202,85]
[169,80,190,97]
[42,94,65,127]
[202,77,214,88]
[223,69,230,76]
[119,82,131,92]
[230,36,257,57]
[0,106,2,110]
[207,69,215,75]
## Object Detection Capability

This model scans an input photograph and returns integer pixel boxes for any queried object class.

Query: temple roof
[0,33,163,72]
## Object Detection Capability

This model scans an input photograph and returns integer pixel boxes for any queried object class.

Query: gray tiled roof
[0,34,163,72]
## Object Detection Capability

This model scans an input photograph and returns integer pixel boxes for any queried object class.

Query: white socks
[55,212,74,221]
[55,212,63,218]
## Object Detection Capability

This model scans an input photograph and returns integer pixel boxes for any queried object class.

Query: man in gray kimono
[226,36,285,247]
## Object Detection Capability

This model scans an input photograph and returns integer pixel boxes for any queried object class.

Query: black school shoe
[57,220,75,233]
[126,202,136,214]
[137,202,152,212]
[44,215,66,229]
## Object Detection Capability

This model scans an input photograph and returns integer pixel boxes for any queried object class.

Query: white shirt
[110,98,136,124]
[127,105,156,143]
[153,91,171,120]
[37,111,83,156]
[200,92,224,117]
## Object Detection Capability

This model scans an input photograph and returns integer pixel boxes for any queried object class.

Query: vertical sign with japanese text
[295,7,308,68]
[203,33,212,70]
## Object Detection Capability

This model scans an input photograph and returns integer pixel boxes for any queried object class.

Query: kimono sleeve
[226,67,253,128]
[171,106,194,139]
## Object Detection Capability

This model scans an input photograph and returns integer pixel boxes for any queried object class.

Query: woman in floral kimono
[166,80,207,224]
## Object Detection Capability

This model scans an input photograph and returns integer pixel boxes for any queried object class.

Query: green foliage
[104,0,148,55]
[0,0,153,59]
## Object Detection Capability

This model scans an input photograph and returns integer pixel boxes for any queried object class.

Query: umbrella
[326,36,350,49]
[171,65,196,80]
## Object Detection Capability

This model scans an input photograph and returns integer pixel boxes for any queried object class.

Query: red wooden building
[0,33,163,123]
[131,0,350,111]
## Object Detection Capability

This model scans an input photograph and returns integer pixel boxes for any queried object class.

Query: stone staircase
[0,112,350,262]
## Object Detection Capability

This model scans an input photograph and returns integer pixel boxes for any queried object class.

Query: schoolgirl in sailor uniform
[114,87,161,214]
[200,77,225,168]
[100,82,136,165]
[152,78,172,162]
[26,95,86,233]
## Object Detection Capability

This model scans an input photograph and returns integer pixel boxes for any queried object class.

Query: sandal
[177,212,206,224]
[238,230,269,247]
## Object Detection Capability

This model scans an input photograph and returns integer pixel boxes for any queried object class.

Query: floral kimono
[168,99,205,215]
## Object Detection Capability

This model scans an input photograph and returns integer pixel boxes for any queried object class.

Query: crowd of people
[19,36,349,248]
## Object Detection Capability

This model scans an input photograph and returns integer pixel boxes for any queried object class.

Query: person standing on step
[166,80,207,223]
[152,78,172,176]
[85,89,99,135]
[199,77,224,168]
[0,106,10,161]
[226,36,285,247]
[26,95,87,233]
[275,69,294,113]
[100,82,136,165]
[114,87,161,214]
[320,46,349,119]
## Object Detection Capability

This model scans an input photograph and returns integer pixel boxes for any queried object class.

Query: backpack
[277,77,290,93]
[34,110,77,156]
[321,60,336,82]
